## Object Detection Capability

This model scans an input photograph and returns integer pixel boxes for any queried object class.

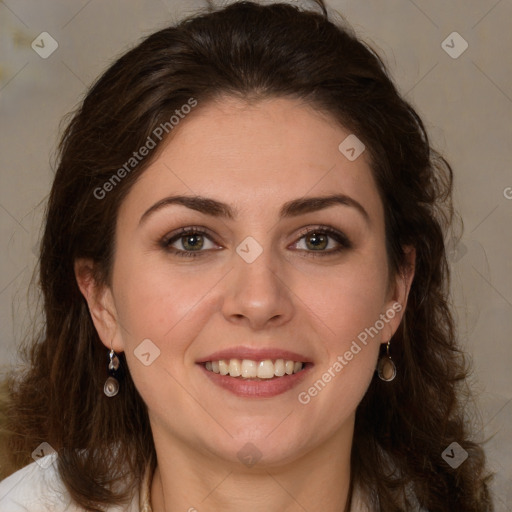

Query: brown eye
[292,226,352,256]
[304,232,329,251]
[161,227,219,258]
[180,233,205,251]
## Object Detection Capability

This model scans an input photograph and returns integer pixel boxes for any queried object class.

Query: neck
[149,417,354,512]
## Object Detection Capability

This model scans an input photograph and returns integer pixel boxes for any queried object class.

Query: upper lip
[196,346,313,364]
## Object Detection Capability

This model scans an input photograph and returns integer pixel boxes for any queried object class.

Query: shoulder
[0,454,142,512]
[0,454,80,511]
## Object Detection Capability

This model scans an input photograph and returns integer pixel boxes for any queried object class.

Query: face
[80,96,412,469]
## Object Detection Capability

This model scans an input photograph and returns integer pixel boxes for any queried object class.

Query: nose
[221,244,294,331]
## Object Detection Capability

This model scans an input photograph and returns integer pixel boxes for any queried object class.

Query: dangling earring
[377,340,396,382]
[104,342,121,397]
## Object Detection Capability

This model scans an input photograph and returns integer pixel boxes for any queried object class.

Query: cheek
[294,268,385,426]
[111,254,225,363]
[292,251,388,406]
[296,251,389,345]
[114,252,197,330]
[112,260,220,413]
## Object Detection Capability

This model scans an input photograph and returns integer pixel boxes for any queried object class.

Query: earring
[104,343,121,397]
[377,340,396,382]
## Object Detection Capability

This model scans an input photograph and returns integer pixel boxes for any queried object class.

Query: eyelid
[161,225,218,243]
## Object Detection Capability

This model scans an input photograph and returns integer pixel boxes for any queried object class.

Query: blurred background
[0,0,511,507]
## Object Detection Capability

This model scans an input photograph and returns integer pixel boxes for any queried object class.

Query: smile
[198,359,313,398]
[204,358,305,379]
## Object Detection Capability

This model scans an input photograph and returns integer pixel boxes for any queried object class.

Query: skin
[76,96,415,511]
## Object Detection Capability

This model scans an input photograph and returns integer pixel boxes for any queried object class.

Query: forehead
[118,96,384,226]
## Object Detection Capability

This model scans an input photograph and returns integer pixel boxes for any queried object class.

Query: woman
[0,0,493,510]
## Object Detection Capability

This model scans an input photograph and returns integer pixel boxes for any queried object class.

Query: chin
[204,428,307,468]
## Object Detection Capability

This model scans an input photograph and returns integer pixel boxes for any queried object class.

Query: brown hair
[2,1,493,510]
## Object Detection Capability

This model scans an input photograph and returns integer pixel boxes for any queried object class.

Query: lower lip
[197,363,314,398]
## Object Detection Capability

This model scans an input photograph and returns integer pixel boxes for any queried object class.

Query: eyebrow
[139,193,370,226]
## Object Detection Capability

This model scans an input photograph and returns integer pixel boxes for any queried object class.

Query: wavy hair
[2,1,493,510]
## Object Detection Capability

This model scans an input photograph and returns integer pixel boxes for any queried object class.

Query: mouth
[202,358,310,379]
[197,358,314,398]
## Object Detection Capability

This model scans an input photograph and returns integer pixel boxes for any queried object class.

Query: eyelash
[160,225,352,258]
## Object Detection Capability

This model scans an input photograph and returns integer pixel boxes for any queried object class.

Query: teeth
[228,359,241,377]
[241,359,257,378]
[257,360,275,379]
[218,360,229,375]
[204,358,305,379]
[274,359,286,376]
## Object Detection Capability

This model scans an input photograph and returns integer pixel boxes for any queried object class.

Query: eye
[160,225,352,259]
[291,226,352,256]
[160,227,219,258]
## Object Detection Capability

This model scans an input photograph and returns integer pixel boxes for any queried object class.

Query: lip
[198,362,314,398]
[196,346,313,364]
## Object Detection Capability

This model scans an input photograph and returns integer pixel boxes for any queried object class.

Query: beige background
[0,0,511,507]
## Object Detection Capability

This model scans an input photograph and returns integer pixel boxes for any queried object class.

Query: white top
[0,455,152,512]
[0,455,370,511]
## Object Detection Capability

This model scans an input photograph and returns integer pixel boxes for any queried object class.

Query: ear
[74,258,124,353]
[380,245,416,344]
